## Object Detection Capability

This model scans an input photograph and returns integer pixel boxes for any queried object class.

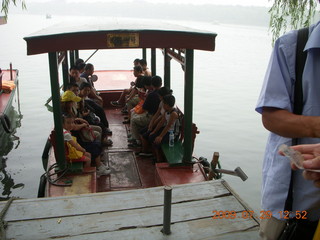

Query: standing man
[256,22,320,239]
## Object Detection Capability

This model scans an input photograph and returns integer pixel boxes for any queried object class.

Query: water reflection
[0,81,24,201]
[0,157,24,201]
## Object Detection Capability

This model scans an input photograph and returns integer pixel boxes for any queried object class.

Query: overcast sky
[27,0,272,7]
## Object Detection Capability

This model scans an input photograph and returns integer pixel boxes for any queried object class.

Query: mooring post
[161,186,172,235]
[10,62,13,80]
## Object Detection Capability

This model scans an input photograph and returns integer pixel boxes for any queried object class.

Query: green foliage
[269,0,318,44]
[1,0,26,19]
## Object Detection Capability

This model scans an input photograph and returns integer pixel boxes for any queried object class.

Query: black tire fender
[0,114,12,133]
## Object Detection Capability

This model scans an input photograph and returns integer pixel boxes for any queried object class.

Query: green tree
[1,0,26,19]
[269,0,318,43]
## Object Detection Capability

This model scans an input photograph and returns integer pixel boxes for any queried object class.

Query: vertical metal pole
[69,50,75,67]
[183,49,194,163]
[48,52,66,169]
[62,52,69,91]
[164,49,171,89]
[151,48,156,76]
[10,62,13,80]
[161,186,172,235]
[142,48,147,61]
[74,50,79,61]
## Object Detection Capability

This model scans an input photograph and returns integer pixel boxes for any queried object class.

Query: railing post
[183,49,194,163]
[161,186,172,235]
[151,48,156,76]
[62,52,69,91]
[164,48,171,89]
[69,50,75,67]
[142,48,147,61]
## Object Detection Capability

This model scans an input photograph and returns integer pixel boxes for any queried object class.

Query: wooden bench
[161,109,200,166]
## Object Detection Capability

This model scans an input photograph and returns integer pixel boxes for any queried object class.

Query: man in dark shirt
[80,63,103,106]
[129,76,162,147]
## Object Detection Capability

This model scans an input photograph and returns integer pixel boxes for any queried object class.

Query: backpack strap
[284,27,309,212]
[293,27,309,116]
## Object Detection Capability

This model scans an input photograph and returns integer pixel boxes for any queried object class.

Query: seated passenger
[60,87,104,144]
[128,76,162,147]
[62,113,111,176]
[62,113,91,168]
[69,66,87,87]
[76,60,86,74]
[139,59,152,77]
[110,65,144,108]
[79,82,112,136]
[124,76,152,124]
[137,87,172,156]
[149,94,179,162]
[80,63,103,106]
[133,58,140,67]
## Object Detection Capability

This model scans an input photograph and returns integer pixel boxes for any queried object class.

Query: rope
[0,197,16,240]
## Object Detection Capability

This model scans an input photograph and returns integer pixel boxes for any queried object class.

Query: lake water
[0,14,272,214]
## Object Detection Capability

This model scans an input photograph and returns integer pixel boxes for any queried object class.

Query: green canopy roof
[24,20,217,55]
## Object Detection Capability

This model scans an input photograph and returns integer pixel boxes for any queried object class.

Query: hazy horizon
[24,0,272,7]
[7,0,271,28]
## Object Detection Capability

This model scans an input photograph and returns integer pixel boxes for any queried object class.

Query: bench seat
[161,140,184,166]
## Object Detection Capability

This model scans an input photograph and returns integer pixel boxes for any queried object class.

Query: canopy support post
[69,50,75,67]
[164,48,171,89]
[151,48,156,76]
[183,49,194,164]
[62,51,69,91]
[142,48,147,61]
[74,50,79,61]
[48,52,66,170]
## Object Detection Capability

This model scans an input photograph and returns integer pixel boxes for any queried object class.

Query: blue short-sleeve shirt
[256,22,320,221]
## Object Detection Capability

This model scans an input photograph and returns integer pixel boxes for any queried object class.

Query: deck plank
[6,196,257,240]
[50,222,258,240]
[50,219,258,240]
[1,180,229,222]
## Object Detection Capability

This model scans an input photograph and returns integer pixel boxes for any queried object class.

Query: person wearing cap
[61,90,82,103]
[60,90,93,132]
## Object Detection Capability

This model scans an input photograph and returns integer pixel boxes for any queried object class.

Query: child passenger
[137,87,172,156]
[62,114,111,176]
[148,94,179,162]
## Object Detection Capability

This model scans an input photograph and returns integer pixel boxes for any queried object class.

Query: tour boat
[0,20,259,239]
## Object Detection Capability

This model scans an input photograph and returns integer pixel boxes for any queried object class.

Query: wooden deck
[0,180,259,240]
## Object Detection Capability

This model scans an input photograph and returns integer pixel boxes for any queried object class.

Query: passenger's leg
[85,99,110,129]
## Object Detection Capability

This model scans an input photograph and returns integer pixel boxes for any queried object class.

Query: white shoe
[97,165,111,176]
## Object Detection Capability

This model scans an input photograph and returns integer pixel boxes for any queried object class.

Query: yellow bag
[66,136,83,161]
[313,220,320,240]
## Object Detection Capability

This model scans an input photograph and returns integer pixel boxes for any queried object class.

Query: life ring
[0,114,12,133]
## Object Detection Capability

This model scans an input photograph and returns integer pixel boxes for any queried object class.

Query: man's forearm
[262,107,320,138]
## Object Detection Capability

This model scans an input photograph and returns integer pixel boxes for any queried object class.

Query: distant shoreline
[9,1,270,27]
